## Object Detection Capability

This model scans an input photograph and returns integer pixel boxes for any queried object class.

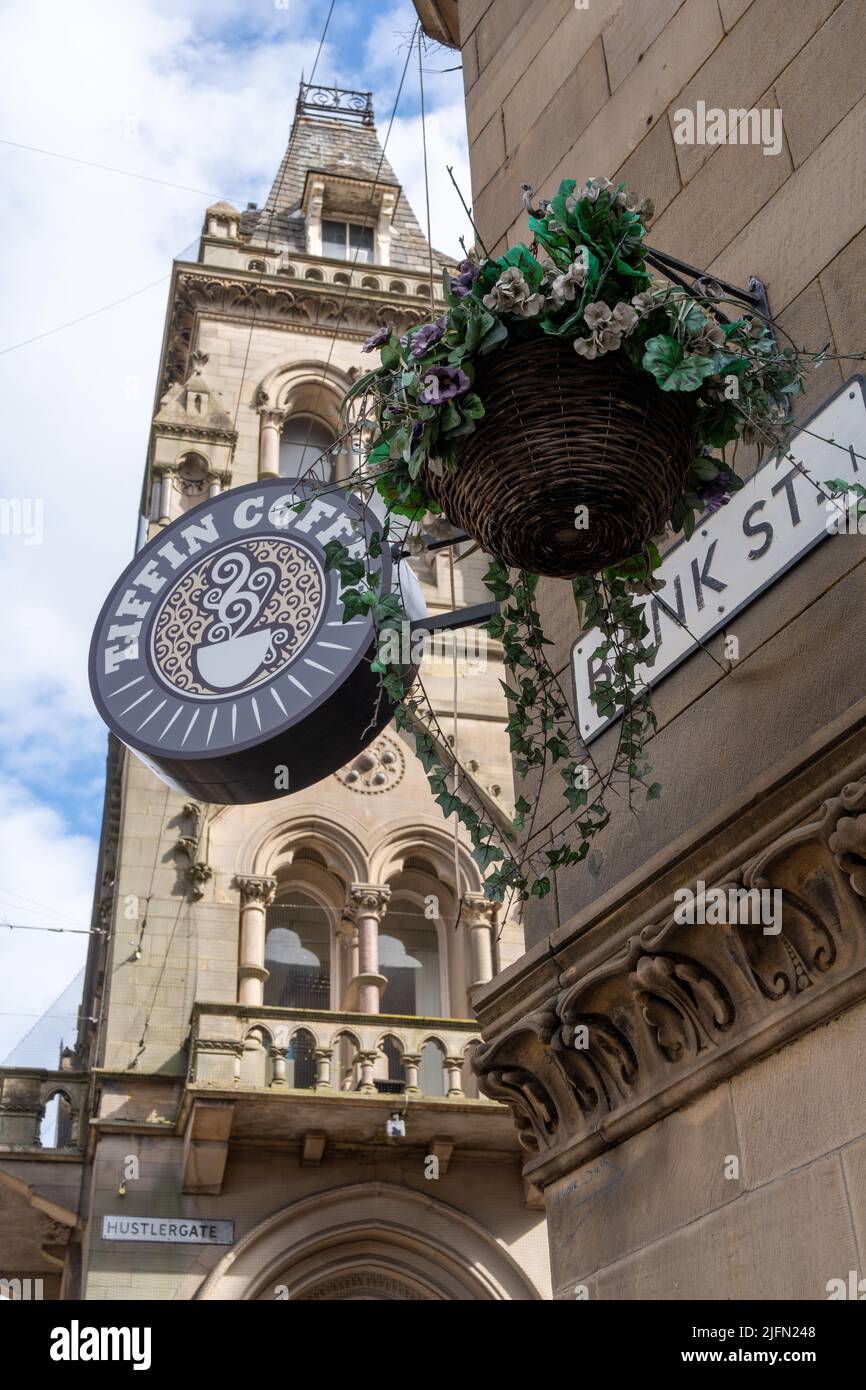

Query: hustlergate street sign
[89,479,404,803]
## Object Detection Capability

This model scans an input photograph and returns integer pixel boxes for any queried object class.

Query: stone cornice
[162,266,431,391]
[473,695,866,1189]
[153,420,237,444]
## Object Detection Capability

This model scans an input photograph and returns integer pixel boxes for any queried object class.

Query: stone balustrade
[190,1003,486,1101]
[199,240,444,301]
[0,1069,88,1151]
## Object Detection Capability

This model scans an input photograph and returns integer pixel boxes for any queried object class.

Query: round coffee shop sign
[89,480,399,803]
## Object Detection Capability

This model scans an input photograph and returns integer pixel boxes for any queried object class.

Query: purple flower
[698,470,732,515]
[410,421,424,449]
[362,323,392,352]
[419,365,470,405]
[451,258,481,299]
[410,316,447,358]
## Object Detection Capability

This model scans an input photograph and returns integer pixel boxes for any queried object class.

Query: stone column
[157,468,175,525]
[402,1053,421,1096]
[444,1057,465,1098]
[235,875,277,1006]
[357,1050,379,1094]
[463,893,496,988]
[344,884,391,1014]
[270,1046,288,1088]
[314,1047,333,1091]
[258,407,285,480]
[208,475,221,499]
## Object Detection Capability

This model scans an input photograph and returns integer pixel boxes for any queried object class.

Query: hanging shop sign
[102,1215,234,1245]
[573,376,866,742]
[89,478,406,804]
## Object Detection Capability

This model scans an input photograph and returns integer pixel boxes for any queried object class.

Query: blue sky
[0,0,471,1061]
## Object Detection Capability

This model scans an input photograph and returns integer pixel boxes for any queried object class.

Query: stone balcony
[190,1001,483,1099]
[171,1003,521,1191]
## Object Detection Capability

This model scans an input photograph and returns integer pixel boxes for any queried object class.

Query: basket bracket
[643,244,773,339]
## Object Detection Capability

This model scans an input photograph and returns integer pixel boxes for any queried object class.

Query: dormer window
[322,219,374,264]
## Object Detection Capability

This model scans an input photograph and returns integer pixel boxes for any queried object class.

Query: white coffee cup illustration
[194,549,289,692]
[196,628,276,690]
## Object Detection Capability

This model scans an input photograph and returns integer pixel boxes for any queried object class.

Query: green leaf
[461,392,485,420]
[642,334,682,382]
[472,843,506,871]
[646,782,662,801]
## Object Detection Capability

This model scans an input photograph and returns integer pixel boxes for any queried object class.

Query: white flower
[584,176,614,202]
[610,301,639,335]
[631,290,656,316]
[573,299,637,358]
[548,249,589,305]
[583,301,613,330]
[482,265,544,316]
[691,322,727,354]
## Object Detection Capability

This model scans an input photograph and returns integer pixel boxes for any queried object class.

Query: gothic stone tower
[0,84,549,1301]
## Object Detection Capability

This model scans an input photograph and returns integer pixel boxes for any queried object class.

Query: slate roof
[240,89,453,273]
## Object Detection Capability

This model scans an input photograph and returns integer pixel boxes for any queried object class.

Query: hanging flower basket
[421,334,696,577]
[324,175,834,904]
[343,174,805,582]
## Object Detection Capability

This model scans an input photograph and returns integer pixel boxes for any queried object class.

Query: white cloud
[0,776,96,1063]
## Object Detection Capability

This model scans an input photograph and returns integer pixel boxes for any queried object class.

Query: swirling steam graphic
[151,539,325,697]
[203,550,277,646]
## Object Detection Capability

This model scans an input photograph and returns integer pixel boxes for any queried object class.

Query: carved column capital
[344,884,391,925]
[461,892,497,932]
[234,875,277,908]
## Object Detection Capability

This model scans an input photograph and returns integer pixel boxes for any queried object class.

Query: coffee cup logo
[152,538,323,699]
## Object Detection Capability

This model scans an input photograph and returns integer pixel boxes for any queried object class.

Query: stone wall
[453,0,866,941]
[80,1128,550,1300]
[424,0,866,1299]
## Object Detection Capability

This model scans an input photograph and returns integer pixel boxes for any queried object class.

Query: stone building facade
[415,0,866,1299]
[0,84,550,1301]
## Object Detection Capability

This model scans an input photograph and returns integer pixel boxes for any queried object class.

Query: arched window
[264,892,331,1010]
[287,1028,317,1089]
[419,1038,446,1097]
[379,897,441,1017]
[39,1091,71,1149]
[279,414,336,484]
[177,452,210,505]
[378,1035,404,1094]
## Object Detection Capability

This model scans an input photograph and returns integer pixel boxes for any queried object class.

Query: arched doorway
[195,1184,542,1301]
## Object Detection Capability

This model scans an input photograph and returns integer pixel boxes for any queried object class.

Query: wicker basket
[423,335,697,577]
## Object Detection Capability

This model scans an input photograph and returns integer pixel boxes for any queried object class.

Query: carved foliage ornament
[474,778,866,1166]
